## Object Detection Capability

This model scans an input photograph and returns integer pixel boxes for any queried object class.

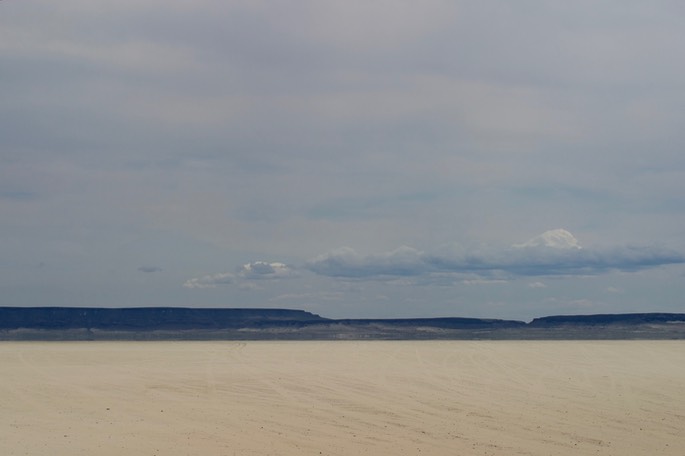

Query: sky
[2,0,684,321]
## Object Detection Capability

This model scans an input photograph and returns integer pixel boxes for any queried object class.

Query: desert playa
[1,341,683,455]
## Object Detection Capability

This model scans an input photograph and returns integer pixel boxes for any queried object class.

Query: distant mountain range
[1,307,684,340]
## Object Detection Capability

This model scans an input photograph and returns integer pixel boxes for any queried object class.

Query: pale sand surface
[1,341,683,455]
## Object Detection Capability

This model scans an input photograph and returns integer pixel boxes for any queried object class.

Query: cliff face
[529,313,685,327]
[331,317,526,329]
[0,307,326,330]
[0,307,526,331]
[1,307,684,340]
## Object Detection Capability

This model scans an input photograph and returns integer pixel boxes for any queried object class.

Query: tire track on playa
[2,344,123,451]
[324,343,452,451]
[7,347,69,411]
[427,343,511,447]
[1,349,46,418]
[421,343,581,453]
[201,342,363,453]
[328,343,465,452]
[232,342,437,453]
[203,342,246,396]
[457,342,684,455]
[470,344,595,445]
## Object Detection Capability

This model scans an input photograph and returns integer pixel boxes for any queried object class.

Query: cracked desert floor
[1,340,683,455]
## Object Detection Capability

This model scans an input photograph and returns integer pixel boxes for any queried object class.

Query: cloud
[305,246,425,278]
[182,272,234,289]
[305,230,685,279]
[237,261,298,279]
[462,279,508,285]
[513,229,581,249]
[528,281,547,288]
[138,265,162,273]
[270,292,345,302]
[0,1,683,321]
[183,261,297,289]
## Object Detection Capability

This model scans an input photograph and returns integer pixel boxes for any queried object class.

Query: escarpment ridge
[1,307,684,339]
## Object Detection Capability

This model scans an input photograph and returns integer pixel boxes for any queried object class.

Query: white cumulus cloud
[184,261,298,289]
[513,229,582,249]
[183,272,234,289]
[237,261,298,279]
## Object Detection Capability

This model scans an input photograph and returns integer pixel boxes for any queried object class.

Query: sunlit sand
[1,341,683,455]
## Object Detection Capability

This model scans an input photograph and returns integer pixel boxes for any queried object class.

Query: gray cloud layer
[3,2,685,318]
[186,231,685,286]
[306,242,684,279]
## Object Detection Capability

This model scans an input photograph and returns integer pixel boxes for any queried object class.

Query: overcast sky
[2,1,684,320]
